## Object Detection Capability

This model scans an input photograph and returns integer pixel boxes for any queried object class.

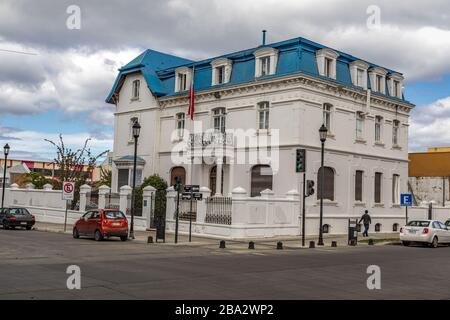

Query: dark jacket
[359,213,372,225]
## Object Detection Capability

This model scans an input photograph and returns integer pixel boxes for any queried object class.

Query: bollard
[147,236,153,244]
[276,241,283,250]
[309,241,315,248]
[248,241,255,249]
[331,241,337,247]
[219,240,226,249]
[368,239,374,246]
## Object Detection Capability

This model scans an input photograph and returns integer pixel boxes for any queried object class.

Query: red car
[73,209,128,241]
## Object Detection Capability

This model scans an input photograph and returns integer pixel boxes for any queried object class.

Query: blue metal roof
[106,36,409,104]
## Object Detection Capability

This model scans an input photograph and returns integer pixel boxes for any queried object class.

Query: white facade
[109,43,414,238]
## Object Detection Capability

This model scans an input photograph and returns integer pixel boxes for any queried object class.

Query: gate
[178,199,197,221]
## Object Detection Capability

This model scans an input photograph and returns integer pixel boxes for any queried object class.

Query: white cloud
[410,97,450,151]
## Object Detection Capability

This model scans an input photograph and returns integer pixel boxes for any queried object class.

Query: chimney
[262,30,267,46]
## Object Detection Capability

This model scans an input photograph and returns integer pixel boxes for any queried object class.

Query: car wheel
[402,241,410,246]
[120,236,128,242]
[25,226,32,230]
[73,228,79,239]
[10,226,15,230]
[2,221,8,230]
[94,230,103,241]
[430,236,438,248]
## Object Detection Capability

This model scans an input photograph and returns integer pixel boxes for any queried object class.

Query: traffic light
[296,149,306,172]
[174,176,182,192]
[306,180,315,197]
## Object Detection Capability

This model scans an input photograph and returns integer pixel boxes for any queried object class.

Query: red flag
[187,68,195,120]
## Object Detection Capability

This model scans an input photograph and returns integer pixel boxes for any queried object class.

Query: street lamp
[129,121,141,239]
[1,143,10,210]
[318,124,327,246]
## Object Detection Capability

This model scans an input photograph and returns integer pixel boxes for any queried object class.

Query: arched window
[250,165,273,197]
[375,223,381,232]
[170,167,186,187]
[209,166,224,195]
[317,167,335,201]
[393,223,399,232]
[322,224,330,234]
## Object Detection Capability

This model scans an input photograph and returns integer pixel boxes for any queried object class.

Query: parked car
[446,219,450,228]
[400,220,450,248]
[73,209,128,241]
[0,207,35,230]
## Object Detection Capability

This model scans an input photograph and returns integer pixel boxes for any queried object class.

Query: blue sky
[0,0,449,160]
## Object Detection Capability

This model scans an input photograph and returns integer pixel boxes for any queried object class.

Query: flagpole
[189,65,195,185]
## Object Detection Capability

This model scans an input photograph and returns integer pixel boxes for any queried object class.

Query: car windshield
[104,211,126,219]
[406,221,430,227]
[446,221,450,226]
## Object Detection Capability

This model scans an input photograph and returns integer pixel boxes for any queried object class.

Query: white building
[106,36,414,238]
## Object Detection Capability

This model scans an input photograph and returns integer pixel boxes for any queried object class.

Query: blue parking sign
[400,194,412,206]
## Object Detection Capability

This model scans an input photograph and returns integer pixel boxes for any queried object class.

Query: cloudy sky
[0,0,449,160]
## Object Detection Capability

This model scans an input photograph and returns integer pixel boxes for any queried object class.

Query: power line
[0,48,38,56]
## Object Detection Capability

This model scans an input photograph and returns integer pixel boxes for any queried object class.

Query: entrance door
[170,167,186,186]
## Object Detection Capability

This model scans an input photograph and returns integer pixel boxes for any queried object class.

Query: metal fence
[105,192,120,210]
[86,191,98,210]
[178,199,197,221]
[205,196,232,225]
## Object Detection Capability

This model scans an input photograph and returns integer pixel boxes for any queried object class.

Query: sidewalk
[33,221,399,249]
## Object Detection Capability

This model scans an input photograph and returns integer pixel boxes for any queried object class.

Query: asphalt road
[0,228,449,299]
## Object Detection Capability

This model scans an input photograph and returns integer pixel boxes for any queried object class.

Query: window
[216,66,225,84]
[392,120,400,146]
[176,113,185,138]
[251,165,273,197]
[209,166,223,195]
[129,117,138,141]
[178,73,187,91]
[258,102,269,130]
[170,166,186,187]
[317,167,335,201]
[356,68,365,87]
[356,112,364,140]
[213,108,226,133]
[375,223,381,232]
[118,169,129,189]
[324,57,332,78]
[132,80,140,99]
[323,104,332,131]
[392,174,400,205]
[374,172,382,204]
[393,80,400,97]
[260,56,270,76]
[355,170,363,202]
[376,75,383,92]
[375,116,382,143]
[130,169,142,186]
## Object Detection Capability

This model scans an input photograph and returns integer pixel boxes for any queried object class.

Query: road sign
[400,194,412,206]
[62,181,75,201]
[181,192,192,200]
[184,185,200,192]
[193,192,203,200]
[182,191,202,200]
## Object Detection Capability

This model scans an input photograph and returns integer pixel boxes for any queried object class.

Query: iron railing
[178,199,197,221]
[205,196,232,225]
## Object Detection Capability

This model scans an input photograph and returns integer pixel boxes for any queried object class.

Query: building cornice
[158,71,414,114]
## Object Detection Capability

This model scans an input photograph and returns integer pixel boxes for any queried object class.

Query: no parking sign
[62,181,75,201]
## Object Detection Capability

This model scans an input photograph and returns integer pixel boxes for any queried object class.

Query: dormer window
[349,60,369,89]
[387,73,404,99]
[175,67,192,92]
[132,80,140,99]
[211,58,232,85]
[316,48,339,80]
[254,47,278,78]
[368,67,387,94]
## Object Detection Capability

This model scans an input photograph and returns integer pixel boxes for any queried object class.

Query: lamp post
[130,121,141,239]
[318,124,327,246]
[1,144,10,210]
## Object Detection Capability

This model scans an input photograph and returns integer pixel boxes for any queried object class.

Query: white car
[400,220,450,248]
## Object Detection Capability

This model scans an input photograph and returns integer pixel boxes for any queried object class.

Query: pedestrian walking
[359,210,372,237]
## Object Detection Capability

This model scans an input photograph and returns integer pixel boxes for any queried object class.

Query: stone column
[166,186,177,221]
[79,184,91,212]
[43,183,53,191]
[119,185,132,215]
[143,185,156,230]
[25,183,35,190]
[231,186,247,226]
[98,185,110,209]
[228,156,234,196]
[196,186,211,223]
